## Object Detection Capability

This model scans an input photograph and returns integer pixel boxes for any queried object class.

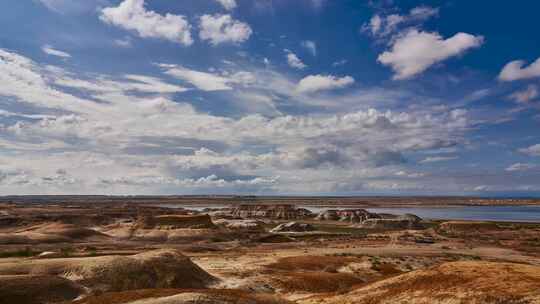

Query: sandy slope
[300,261,540,304]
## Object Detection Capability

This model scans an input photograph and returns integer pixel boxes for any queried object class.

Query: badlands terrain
[0,196,539,304]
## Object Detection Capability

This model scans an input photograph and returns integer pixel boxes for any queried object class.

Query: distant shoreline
[1,195,539,207]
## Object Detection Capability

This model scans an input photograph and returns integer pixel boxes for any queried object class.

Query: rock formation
[358,217,424,230]
[315,209,380,223]
[230,205,312,220]
[271,222,316,233]
[214,219,266,231]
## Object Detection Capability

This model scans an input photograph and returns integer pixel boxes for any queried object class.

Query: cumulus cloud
[296,74,354,93]
[0,48,474,194]
[41,45,71,58]
[378,29,484,79]
[285,49,307,69]
[301,40,317,56]
[499,57,540,81]
[519,144,540,157]
[100,0,193,45]
[506,163,537,172]
[199,14,252,45]
[509,85,538,103]
[214,0,237,10]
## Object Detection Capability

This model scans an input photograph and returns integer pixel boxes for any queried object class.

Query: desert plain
[0,196,540,304]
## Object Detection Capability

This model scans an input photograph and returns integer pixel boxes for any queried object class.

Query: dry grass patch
[0,275,83,304]
[69,289,292,304]
[275,272,366,293]
[266,255,361,272]
[300,261,540,304]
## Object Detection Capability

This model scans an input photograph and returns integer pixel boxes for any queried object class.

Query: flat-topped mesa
[315,209,381,223]
[230,204,313,220]
[136,214,216,229]
[359,214,424,230]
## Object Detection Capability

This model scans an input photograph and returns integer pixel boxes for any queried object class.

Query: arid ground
[1,196,540,304]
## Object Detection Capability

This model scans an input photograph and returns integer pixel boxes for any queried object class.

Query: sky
[0,0,539,196]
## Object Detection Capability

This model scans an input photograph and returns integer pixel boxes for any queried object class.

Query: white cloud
[506,163,537,172]
[363,6,439,38]
[519,144,540,157]
[114,37,133,48]
[378,29,484,80]
[285,50,307,69]
[214,0,237,11]
[509,85,538,103]
[296,74,354,94]
[366,15,382,35]
[159,64,255,91]
[199,14,252,45]
[54,73,187,94]
[301,40,317,56]
[332,59,347,67]
[394,171,425,178]
[419,156,458,163]
[36,0,102,14]
[0,48,476,194]
[100,0,193,45]
[473,185,489,192]
[41,45,71,58]
[310,0,326,8]
[499,57,540,81]
[409,6,439,21]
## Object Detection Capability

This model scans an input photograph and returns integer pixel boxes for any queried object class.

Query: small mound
[1,223,110,244]
[137,215,216,229]
[266,255,360,272]
[0,275,83,304]
[69,249,218,292]
[439,221,500,233]
[301,261,540,304]
[256,234,295,243]
[0,249,217,293]
[71,289,292,304]
[34,223,110,240]
[275,272,365,293]
[270,222,315,233]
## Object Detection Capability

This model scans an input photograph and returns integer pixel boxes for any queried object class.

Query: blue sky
[0,0,539,195]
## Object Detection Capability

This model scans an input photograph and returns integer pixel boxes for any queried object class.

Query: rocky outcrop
[358,217,424,230]
[214,219,266,231]
[230,205,312,220]
[270,222,315,233]
[315,209,380,223]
